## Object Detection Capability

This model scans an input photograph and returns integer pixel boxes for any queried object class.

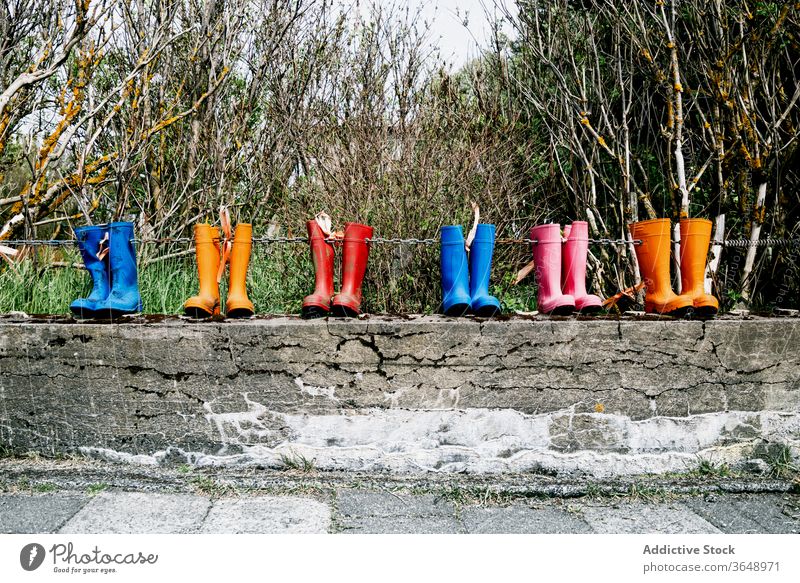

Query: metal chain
[367,237,439,245]
[252,236,308,244]
[712,237,800,248]
[3,237,800,248]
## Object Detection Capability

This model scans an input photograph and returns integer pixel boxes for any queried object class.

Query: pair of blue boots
[440,224,501,317]
[70,222,143,318]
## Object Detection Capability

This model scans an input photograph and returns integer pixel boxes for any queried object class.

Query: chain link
[252,236,308,244]
[713,237,800,248]
[366,237,439,245]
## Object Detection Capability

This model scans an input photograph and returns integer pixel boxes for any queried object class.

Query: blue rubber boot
[440,225,471,316]
[70,225,111,318]
[468,223,501,317]
[95,222,143,317]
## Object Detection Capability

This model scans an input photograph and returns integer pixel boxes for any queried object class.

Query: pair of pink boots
[530,221,602,315]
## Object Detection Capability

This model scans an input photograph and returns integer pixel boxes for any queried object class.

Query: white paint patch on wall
[294,378,339,401]
[81,398,800,478]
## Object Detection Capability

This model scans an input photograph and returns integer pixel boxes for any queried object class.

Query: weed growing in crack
[432,485,516,508]
[190,475,236,498]
[765,445,800,480]
[693,459,731,478]
[86,483,108,496]
[279,452,316,473]
[627,483,674,503]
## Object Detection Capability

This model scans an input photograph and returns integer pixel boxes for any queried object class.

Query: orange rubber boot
[226,223,255,318]
[629,218,693,316]
[184,224,221,317]
[679,218,719,317]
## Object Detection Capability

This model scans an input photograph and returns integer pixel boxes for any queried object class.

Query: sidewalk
[1,459,798,534]
[2,489,799,534]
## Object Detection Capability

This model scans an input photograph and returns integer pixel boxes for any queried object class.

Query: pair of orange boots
[184,223,254,318]
[629,218,719,317]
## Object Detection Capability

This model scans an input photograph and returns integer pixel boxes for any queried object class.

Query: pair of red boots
[302,221,373,318]
[530,221,603,315]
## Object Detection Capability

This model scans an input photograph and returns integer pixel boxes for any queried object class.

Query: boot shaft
[440,225,469,291]
[439,225,470,316]
[561,221,602,312]
[74,225,110,299]
[228,223,252,295]
[467,224,501,317]
[679,218,712,295]
[629,218,674,298]
[108,222,138,287]
[468,224,496,298]
[530,223,564,297]
[193,223,221,299]
[306,219,334,297]
[561,221,589,296]
[339,222,373,297]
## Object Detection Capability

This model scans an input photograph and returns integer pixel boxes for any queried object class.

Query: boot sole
[70,309,102,320]
[650,306,694,318]
[302,306,330,319]
[90,310,143,321]
[692,305,718,319]
[443,303,470,317]
[472,305,501,318]
[226,308,254,319]
[331,304,359,318]
[540,304,575,316]
[184,307,217,319]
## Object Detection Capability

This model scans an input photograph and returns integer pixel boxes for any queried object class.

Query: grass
[85,483,108,496]
[189,475,237,497]
[626,483,675,502]
[0,242,541,315]
[278,451,316,473]
[693,459,732,478]
[765,445,800,480]
[409,484,521,508]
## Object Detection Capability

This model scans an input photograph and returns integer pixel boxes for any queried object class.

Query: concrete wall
[1,316,798,477]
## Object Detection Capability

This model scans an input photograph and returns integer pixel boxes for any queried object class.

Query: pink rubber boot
[530,224,575,315]
[562,221,603,313]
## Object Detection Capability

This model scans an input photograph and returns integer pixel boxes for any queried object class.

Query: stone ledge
[1,316,798,477]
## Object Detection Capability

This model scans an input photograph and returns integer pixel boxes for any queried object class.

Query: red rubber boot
[331,222,373,317]
[302,219,335,318]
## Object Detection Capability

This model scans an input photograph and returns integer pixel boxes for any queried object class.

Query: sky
[339,0,518,70]
[408,0,517,69]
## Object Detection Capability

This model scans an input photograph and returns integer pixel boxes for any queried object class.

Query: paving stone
[339,515,465,534]
[0,493,89,533]
[461,504,592,534]
[581,503,721,534]
[200,496,331,534]
[59,492,210,534]
[683,495,800,534]
[336,489,455,517]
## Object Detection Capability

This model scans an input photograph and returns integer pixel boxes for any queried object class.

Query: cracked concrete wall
[0,316,798,477]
